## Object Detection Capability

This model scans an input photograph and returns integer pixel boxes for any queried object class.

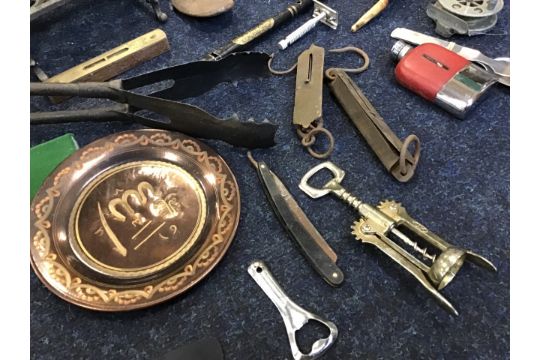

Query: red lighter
[392,41,497,118]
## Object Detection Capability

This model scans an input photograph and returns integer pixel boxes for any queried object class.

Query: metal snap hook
[268,53,298,75]
[325,46,370,79]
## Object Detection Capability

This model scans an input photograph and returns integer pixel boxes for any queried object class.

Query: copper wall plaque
[30,130,240,311]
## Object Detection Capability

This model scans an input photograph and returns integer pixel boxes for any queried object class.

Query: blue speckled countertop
[30,0,510,359]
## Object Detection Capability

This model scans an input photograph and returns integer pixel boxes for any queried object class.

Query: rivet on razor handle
[299,161,497,315]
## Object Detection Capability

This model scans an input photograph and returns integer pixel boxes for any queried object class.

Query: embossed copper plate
[30,130,240,311]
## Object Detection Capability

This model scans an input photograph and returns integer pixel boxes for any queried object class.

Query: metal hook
[267,53,298,75]
[325,46,370,79]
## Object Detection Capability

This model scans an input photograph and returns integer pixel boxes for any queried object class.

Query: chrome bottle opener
[299,162,497,315]
[248,261,338,359]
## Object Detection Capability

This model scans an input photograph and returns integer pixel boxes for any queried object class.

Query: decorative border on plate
[31,132,239,308]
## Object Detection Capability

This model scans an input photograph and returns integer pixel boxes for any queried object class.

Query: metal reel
[438,0,504,18]
[427,0,504,37]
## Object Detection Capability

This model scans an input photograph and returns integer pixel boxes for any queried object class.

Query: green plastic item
[30,133,79,200]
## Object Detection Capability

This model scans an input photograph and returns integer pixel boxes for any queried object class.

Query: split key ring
[298,126,335,160]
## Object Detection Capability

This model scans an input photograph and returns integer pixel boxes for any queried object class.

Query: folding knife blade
[254,160,344,286]
[391,27,480,59]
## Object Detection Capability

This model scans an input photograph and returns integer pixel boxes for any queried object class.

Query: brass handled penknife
[249,153,344,286]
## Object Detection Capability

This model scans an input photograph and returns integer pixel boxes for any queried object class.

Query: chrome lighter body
[392,41,498,118]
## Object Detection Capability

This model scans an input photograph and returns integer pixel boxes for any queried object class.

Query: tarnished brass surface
[293,45,325,129]
[46,29,170,103]
[291,45,334,159]
[30,130,240,311]
[233,19,275,46]
[172,0,235,17]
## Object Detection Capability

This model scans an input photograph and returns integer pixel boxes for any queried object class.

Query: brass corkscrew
[299,161,497,315]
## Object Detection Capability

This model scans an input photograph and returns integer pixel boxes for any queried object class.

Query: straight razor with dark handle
[249,154,344,286]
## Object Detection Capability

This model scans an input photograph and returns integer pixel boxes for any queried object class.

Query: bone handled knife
[390,27,510,84]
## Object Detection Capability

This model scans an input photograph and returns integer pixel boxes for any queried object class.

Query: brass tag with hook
[325,47,421,182]
[294,45,325,129]
[294,45,335,159]
[269,45,334,159]
[270,45,421,180]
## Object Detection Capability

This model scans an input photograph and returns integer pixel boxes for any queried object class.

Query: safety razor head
[313,0,339,29]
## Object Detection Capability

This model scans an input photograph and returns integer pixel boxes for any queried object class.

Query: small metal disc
[30,130,240,311]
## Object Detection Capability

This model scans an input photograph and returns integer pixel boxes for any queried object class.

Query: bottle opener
[299,161,497,315]
[248,260,338,359]
[325,49,421,182]
[248,153,344,286]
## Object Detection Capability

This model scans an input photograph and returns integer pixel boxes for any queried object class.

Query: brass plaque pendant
[293,45,325,129]
[293,44,334,159]
[30,130,240,311]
